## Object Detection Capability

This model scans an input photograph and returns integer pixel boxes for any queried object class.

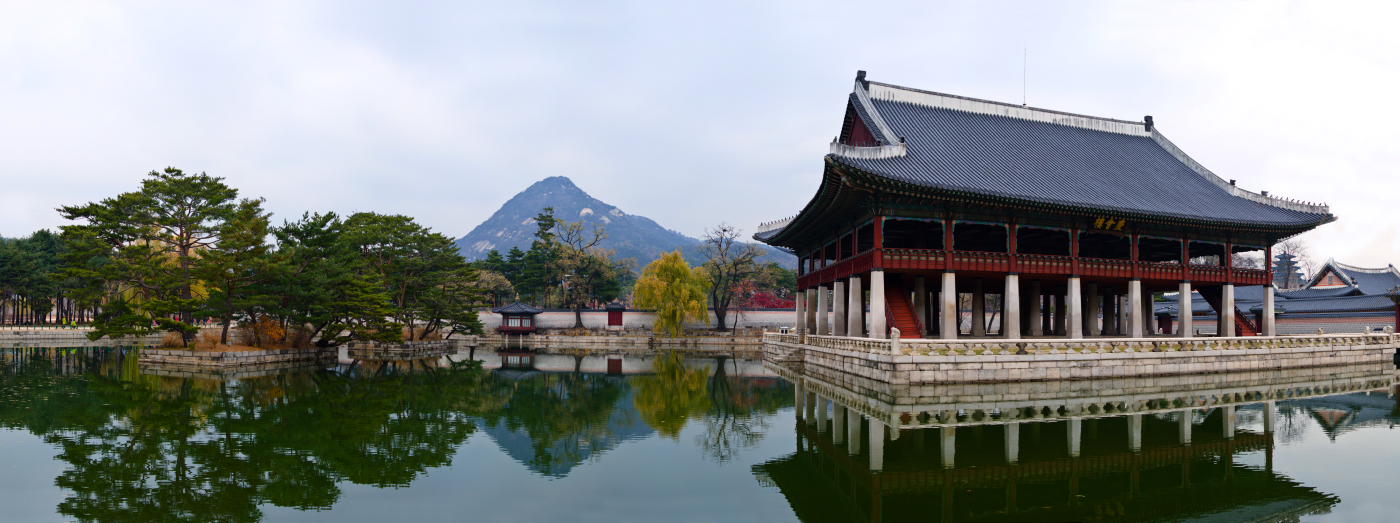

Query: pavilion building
[756,71,1334,340]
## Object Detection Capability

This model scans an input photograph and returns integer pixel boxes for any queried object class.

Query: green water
[2,347,1399,522]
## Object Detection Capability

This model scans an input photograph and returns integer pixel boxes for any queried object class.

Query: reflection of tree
[632,352,711,438]
[695,357,790,462]
[0,349,495,522]
[477,371,625,472]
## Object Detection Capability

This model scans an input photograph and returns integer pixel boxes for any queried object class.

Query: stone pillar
[869,418,886,472]
[913,276,927,333]
[815,395,829,433]
[1029,280,1043,337]
[794,289,805,334]
[1128,279,1144,338]
[1067,277,1083,339]
[805,289,818,333]
[1053,293,1066,335]
[940,426,956,469]
[846,409,862,455]
[847,276,864,338]
[1142,290,1155,335]
[971,279,986,337]
[1128,414,1143,452]
[832,281,847,337]
[1178,282,1193,338]
[1004,423,1020,464]
[833,405,847,444]
[816,285,829,335]
[1178,410,1193,445]
[1104,292,1118,335]
[1263,401,1277,433]
[940,272,958,340]
[805,392,816,424]
[869,270,887,340]
[1067,418,1082,457]
[1221,405,1236,439]
[1263,285,1277,336]
[1087,283,1101,336]
[1221,283,1236,337]
[1003,274,1021,340]
[793,381,805,422]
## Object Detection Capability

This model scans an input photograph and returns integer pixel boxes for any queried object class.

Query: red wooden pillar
[1265,245,1273,285]
[1130,234,1140,279]
[1225,242,1234,284]
[1182,238,1191,281]
[873,216,885,268]
[1008,222,1019,273]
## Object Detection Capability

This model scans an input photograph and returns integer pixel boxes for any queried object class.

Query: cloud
[1,1,1397,269]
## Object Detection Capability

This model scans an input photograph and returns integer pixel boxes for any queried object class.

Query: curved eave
[830,155,1335,235]
[753,162,854,249]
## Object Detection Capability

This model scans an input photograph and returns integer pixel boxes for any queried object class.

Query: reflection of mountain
[480,385,654,477]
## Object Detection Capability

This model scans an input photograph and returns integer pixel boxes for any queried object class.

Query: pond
[1,346,1399,522]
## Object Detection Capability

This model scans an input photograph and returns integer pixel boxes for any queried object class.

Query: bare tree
[702,224,763,331]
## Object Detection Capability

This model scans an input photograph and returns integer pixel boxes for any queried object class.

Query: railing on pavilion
[801,248,1269,288]
[765,332,1396,357]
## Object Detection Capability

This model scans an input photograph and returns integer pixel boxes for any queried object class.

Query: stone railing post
[891,328,901,354]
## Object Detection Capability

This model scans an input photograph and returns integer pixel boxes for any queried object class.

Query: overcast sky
[2,1,1396,268]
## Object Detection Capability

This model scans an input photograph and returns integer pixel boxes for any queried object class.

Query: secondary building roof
[493,302,544,315]
[1307,260,1400,295]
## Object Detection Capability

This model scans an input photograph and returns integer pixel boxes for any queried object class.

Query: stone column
[847,275,864,337]
[869,270,887,340]
[1263,401,1277,433]
[1221,405,1236,439]
[1263,285,1277,336]
[1029,280,1043,336]
[1004,274,1021,340]
[833,405,847,444]
[940,272,958,340]
[1087,283,1101,336]
[832,281,847,337]
[793,381,805,422]
[869,418,886,472]
[794,289,805,334]
[1128,414,1143,452]
[1067,418,1082,457]
[1128,279,1144,338]
[1178,282,1193,337]
[805,288,818,333]
[1221,283,1236,337]
[1004,423,1020,464]
[940,426,956,469]
[971,279,986,337]
[846,409,862,455]
[1104,292,1117,335]
[1178,410,1193,445]
[816,285,829,335]
[815,395,829,433]
[1067,277,1084,339]
[1053,294,1066,335]
[805,392,816,424]
[913,276,927,332]
[1142,289,1156,336]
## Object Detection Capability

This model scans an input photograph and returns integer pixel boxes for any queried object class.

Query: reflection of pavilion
[756,363,1393,522]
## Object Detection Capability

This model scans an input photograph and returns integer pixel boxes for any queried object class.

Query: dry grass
[402,326,444,341]
[158,331,186,348]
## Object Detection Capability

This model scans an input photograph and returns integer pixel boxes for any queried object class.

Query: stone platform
[764,332,1399,384]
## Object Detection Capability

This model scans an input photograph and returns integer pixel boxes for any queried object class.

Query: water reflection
[760,361,1400,522]
[0,347,789,521]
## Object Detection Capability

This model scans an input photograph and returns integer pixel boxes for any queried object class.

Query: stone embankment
[346,340,457,360]
[0,327,163,348]
[138,347,335,374]
[765,332,1400,384]
[476,333,761,355]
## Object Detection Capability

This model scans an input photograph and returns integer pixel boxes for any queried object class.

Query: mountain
[454,176,794,268]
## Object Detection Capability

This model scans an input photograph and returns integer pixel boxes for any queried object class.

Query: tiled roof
[1279,286,1362,299]
[492,302,544,314]
[830,77,1333,228]
[1310,260,1400,296]
[1270,295,1396,314]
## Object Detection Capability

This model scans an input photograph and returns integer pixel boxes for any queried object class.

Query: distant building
[493,302,543,335]
[1272,252,1307,290]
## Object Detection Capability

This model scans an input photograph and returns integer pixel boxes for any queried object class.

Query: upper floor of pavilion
[755,71,1335,265]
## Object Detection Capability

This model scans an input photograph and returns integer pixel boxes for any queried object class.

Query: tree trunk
[574,304,585,329]
[715,307,729,331]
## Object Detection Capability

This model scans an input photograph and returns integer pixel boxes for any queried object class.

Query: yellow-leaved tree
[634,250,711,337]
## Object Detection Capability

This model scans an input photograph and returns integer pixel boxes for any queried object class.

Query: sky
[2,1,1397,269]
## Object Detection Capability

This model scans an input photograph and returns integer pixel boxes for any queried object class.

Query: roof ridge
[866,80,1150,136]
[1330,260,1396,274]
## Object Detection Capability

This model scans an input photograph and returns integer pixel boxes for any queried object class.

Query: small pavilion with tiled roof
[493,302,544,335]
[756,71,1334,340]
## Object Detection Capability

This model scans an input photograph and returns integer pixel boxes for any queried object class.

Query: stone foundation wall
[479,334,760,354]
[1,328,163,348]
[767,338,1398,384]
[138,347,334,368]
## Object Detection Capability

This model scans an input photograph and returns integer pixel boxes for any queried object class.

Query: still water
[1,347,1399,522]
